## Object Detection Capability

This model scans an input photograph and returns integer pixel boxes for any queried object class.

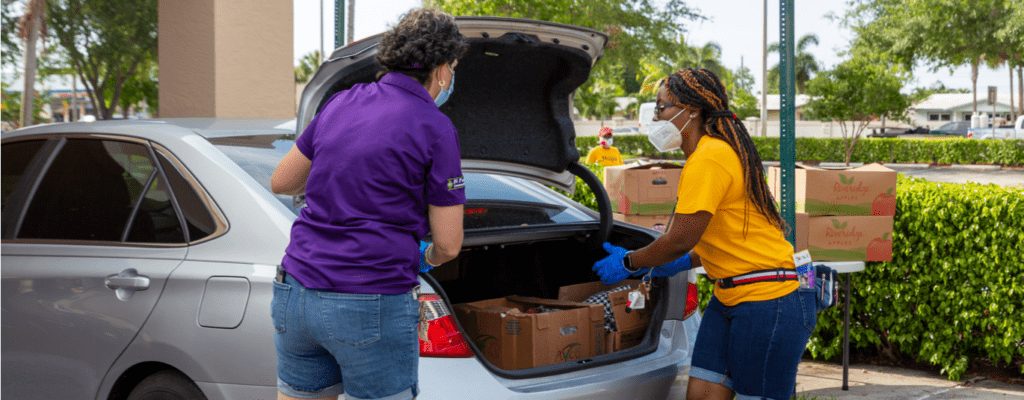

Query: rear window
[212,135,302,215]
[213,135,595,228]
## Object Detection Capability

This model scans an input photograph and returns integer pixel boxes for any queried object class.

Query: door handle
[105,269,150,300]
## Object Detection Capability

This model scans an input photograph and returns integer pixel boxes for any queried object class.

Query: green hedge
[576,136,1024,166]
[564,161,1023,380]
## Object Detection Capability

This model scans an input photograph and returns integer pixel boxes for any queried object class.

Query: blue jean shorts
[690,287,817,400]
[272,272,420,400]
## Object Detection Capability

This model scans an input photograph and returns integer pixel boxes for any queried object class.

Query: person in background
[269,8,467,400]
[585,126,624,166]
[591,68,815,400]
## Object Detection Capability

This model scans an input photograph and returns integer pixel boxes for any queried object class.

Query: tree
[46,0,157,120]
[766,33,820,94]
[295,50,321,83]
[18,0,44,128]
[2,0,21,69]
[2,81,51,129]
[425,0,703,119]
[672,39,726,78]
[909,81,970,104]
[803,53,911,165]
[841,0,1009,115]
[106,54,157,117]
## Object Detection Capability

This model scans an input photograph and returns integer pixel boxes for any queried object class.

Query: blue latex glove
[631,253,693,279]
[419,241,434,273]
[592,242,632,285]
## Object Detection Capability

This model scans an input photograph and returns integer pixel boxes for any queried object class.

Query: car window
[18,139,186,243]
[212,135,303,215]
[1,139,46,210]
[157,152,218,241]
[463,174,594,230]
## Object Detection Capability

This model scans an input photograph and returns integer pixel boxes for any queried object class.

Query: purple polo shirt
[282,72,466,294]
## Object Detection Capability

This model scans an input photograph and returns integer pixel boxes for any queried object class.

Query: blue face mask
[434,64,455,107]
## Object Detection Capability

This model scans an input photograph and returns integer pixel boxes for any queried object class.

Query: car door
[1,135,188,399]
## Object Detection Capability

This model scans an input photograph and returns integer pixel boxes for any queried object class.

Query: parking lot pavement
[666,361,1024,399]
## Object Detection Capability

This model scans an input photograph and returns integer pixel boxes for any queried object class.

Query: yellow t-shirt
[674,136,798,306]
[585,146,624,167]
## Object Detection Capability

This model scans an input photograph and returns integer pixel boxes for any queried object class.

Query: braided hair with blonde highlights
[664,68,786,234]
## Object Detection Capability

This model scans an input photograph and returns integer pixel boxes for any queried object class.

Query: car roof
[1,118,295,142]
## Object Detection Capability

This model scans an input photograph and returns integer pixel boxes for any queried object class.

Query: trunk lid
[296,17,608,191]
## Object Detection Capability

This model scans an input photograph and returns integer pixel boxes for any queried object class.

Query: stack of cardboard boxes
[452,280,653,370]
[768,163,898,261]
[603,162,685,232]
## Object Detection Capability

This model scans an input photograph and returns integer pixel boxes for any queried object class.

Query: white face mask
[600,137,613,147]
[645,109,693,152]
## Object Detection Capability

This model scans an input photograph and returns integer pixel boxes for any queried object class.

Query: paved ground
[666,361,1024,399]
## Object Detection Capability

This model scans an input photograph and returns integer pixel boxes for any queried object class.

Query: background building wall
[159,0,294,118]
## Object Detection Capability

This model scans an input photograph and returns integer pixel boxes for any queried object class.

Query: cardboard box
[795,213,894,261]
[604,162,684,215]
[768,163,897,216]
[452,296,604,370]
[613,213,672,233]
[557,280,652,353]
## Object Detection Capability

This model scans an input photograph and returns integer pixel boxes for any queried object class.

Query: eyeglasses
[655,102,681,114]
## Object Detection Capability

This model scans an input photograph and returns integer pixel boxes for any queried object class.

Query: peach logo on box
[872,188,896,215]
[867,232,893,260]
[557,343,583,361]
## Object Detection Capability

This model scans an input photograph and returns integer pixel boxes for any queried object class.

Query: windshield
[213,135,595,229]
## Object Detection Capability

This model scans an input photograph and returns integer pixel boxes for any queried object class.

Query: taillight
[418,294,473,357]
[683,282,699,319]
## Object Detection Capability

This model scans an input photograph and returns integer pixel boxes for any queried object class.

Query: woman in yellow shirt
[592,68,815,400]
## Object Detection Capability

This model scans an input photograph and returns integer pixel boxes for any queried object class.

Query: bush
[577,135,1024,166]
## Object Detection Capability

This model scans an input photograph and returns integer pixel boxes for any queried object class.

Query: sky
[290,0,1017,98]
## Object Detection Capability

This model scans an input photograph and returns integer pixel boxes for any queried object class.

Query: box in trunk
[452,296,605,370]
[557,280,652,353]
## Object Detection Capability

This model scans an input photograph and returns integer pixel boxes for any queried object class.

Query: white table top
[693,261,865,275]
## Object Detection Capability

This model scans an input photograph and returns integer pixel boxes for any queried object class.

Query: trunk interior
[426,227,667,378]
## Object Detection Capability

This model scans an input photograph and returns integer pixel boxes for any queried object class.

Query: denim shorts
[272,272,420,400]
[690,287,817,400]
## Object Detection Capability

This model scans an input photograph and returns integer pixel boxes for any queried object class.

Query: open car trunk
[423,226,667,379]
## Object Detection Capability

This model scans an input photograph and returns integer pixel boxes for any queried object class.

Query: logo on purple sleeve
[447,176,465,190]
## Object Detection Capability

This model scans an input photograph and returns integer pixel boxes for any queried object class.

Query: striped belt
[715,268,799,289]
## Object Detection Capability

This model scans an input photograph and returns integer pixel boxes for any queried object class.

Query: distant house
[756,94,813,121]
[909,93,1017,128]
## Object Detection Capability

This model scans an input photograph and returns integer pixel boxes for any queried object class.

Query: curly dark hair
[376,8,469,84]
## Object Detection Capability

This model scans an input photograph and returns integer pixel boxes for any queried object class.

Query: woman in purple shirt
[270,8,467,400]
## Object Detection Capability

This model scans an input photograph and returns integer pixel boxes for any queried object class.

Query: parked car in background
[929,121,971,137]
[3,17,701,400]
[866,127,906,138]
[967,115,1024,140]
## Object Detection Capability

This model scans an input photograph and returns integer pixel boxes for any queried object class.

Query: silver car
[2,17,700,400]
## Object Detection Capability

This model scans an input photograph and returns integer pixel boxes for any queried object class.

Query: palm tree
[767,33,820,94]
[295,50,321,83]
[18,0,45,127]
[674,38,726,78]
